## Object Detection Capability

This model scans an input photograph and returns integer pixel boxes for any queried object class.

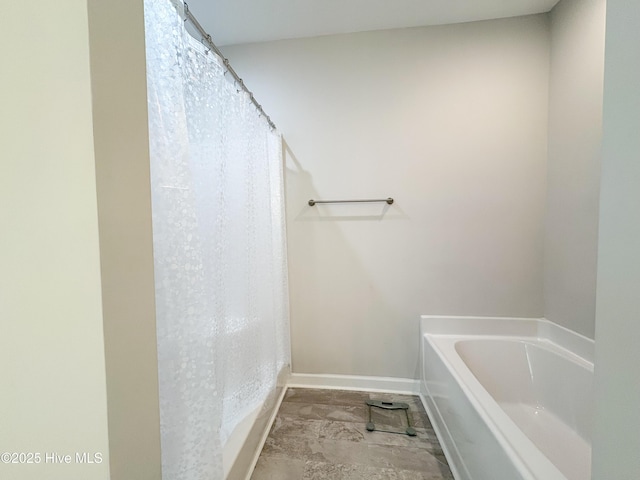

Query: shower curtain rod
[183,2,276,130]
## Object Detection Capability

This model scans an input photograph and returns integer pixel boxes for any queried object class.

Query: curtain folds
[144,0,290,477]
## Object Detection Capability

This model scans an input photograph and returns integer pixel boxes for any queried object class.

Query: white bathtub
[419,316,594,480]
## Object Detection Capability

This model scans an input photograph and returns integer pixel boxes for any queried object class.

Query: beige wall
[87,1,162,478]
[225,15,550,378]
[0,1,161,479]
[544,0,606,339]
[0,2,111,479]
[593,0,640,476]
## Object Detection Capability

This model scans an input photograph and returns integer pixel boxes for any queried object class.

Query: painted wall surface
[224,15,550,378]
[544,0,606,339]
[592,0,640,476]
[87,1,163,478]
[0,2,162,479]
[0,3,111,479]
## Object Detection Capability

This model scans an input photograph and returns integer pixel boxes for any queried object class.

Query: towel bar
[308,197,393,206]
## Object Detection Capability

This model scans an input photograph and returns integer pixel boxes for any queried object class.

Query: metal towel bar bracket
[308,197,394,206]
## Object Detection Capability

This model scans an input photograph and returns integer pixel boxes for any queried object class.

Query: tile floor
[251,388,454,479]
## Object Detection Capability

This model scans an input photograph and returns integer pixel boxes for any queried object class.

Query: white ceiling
[185,0,560,46]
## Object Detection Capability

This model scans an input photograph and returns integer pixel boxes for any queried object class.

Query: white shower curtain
[144,0,290,477]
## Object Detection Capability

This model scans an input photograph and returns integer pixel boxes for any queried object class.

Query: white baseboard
[288,373,420,394]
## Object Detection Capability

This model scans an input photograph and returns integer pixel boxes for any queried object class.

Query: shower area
[144,0,290,477]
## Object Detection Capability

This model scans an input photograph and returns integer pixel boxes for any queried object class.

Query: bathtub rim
[419,316,594,480]
[420,315,594,364]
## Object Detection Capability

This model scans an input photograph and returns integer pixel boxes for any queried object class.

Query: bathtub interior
[420,316,595,480]
[455,339,593,480]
